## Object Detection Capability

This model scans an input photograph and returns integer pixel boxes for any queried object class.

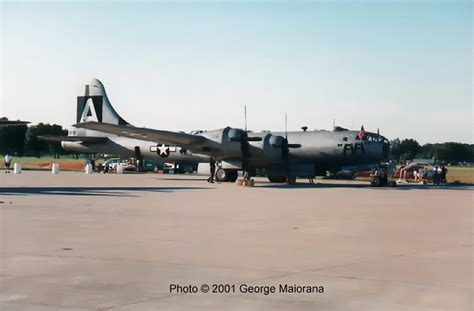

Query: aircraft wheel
[215,168,228,182]
[371,177,381,187]
[268,176,286,183]
[287,176,297,184]
[226,170,238,182]
[215,169,238,182]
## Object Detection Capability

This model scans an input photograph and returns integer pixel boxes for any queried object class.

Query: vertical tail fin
[76,78,130,125]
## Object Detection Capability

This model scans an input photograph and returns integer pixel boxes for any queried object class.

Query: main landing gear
[215,168,238,182]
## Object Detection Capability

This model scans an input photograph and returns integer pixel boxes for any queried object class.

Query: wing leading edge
[38,135,108,143]
[73,122,208,148]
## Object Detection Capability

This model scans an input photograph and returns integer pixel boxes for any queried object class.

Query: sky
[1,0,472,144]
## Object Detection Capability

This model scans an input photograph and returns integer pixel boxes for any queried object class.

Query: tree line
[389,138,473,164]
[0,123,67,157]
[0,123,473,164]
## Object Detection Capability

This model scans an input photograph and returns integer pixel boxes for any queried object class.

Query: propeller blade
[244,105,247,133]
[287,144,301,148]
[247,136,262,142]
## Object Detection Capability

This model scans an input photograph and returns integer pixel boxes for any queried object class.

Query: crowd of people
[411,165,448,185]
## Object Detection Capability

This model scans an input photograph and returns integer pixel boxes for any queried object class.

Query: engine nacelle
[61,141,91,153]
[260,134,286,164]
[244,134,287,166]
[268,135,285,149]
[227,128,246,142]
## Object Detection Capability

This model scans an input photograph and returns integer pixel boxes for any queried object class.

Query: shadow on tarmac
[0,186,212,197]
[157,177,208,181]
[257,182,473,191]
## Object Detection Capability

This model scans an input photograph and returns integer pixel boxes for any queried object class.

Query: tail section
[76,78,130,125]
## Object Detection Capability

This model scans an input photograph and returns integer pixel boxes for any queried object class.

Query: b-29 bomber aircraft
[75,96,391,184]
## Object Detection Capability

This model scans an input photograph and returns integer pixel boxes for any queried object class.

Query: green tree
[418,143,435,159]
[399,139,420,160]
[0,123,28,155]
[390,139,473,164]
[24,123,67,157]
[389,138,401,160]
[389,138,420,162]
[433,143,473,163]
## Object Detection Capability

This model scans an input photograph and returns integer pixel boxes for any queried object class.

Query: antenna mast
[244,105,247,132]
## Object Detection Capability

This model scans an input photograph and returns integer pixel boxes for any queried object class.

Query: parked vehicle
[100,158,134,172]
[394,164,433,180]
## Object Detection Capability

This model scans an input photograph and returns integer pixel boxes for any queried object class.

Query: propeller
[228,106,262,179]
[271,114,301,182]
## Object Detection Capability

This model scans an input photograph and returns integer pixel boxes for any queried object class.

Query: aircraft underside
[214,159,377,183]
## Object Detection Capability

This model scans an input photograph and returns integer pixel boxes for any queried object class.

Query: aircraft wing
[74,122,208,147]
[38,135,108,143]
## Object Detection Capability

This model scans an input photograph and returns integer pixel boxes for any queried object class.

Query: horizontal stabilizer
[38,135,108,143]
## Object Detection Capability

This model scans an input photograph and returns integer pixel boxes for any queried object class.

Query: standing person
[433,165,440,185]
[413,170,419,183]
[103,162,109,174]
[436,165,443,185]
[418,168,425,184]
[441,165,448,185]
[207,157,216,183]
[4,153,12,173]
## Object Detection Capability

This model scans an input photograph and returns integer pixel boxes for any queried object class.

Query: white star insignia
[158,144,170,157]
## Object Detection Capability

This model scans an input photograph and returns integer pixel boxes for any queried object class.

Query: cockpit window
[362,133,384,142]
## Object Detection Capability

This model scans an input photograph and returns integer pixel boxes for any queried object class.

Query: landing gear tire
[215,168,238,182]
[226,170,238,182]
[215,168,227,182]
[371,176,388,187]
[371,177,381,187]
[268,176,287,183]
[286,176,297,184]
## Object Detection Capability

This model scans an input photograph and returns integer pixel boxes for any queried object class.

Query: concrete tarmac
[0,171,472,310]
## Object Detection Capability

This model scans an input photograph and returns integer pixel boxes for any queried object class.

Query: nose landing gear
[370,170,397,187]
